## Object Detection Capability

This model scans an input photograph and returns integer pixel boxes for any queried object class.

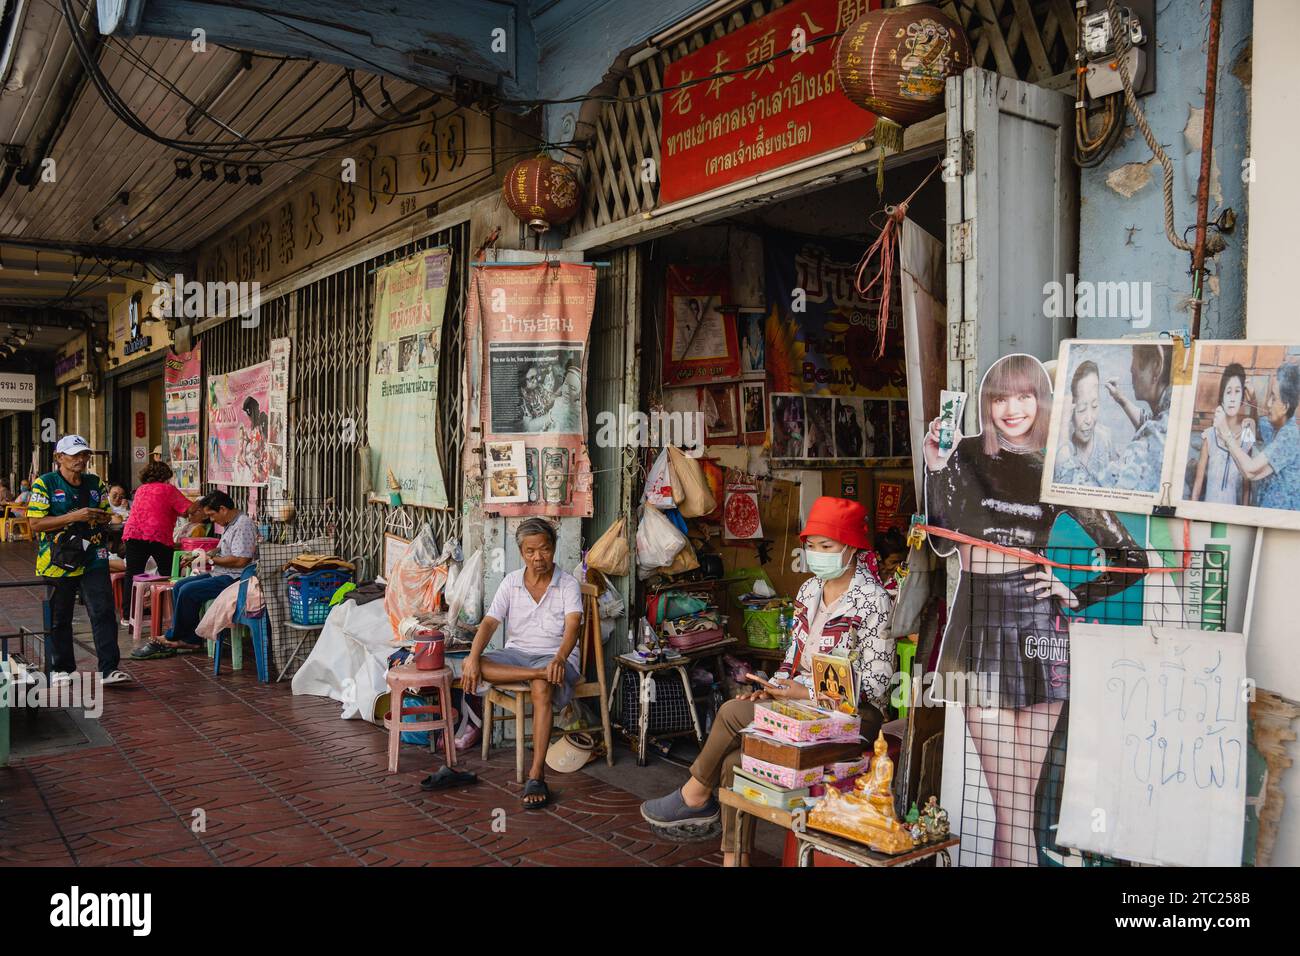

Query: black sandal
[522,777,551,810]
[420,766,479,791]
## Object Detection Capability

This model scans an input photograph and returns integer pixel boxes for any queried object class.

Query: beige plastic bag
[587,516,629,576]
[668,446,716,518]
[661,535,700,577]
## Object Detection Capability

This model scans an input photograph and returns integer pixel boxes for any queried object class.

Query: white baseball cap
[55,434,91,456]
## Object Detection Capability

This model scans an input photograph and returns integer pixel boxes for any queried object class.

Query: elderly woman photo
[1215,363,1300,512]
[460,518,583,809]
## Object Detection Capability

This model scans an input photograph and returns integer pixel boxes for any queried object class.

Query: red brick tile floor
[0,543,776,867]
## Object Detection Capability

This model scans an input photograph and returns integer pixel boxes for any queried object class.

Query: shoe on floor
[120,618,132,628]
[49,671,73,686]
[640,788,720,829]
[130,640,176,660]
[102,670,134,685]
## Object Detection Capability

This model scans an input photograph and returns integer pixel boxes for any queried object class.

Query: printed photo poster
[1041,339,1188,515]
[467,261,597,518]
[699,382,738,440]
[662,264,738,387]
[723,476,763,540]
[484,440,528,505]
[763,232,905,399]
[770,392,905,463]
[206,360,271,487]
[740,381,766,442]
[738,309,766,378]
[367,248,450,509]
[164,346,202,494]
[1171,341,1300,531]
[267,337,291,500]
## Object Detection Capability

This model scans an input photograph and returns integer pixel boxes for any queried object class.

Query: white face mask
[806,547,852,581]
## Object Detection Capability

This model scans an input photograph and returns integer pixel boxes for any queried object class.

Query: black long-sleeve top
[925,436,1147,610]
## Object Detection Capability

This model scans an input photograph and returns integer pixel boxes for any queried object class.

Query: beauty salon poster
[205,360,271,487]
[465,262,597,518]
[367,248,450,509]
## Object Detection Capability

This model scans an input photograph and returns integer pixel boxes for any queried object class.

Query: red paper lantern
[502,155,581,233]
[835,2,971,131]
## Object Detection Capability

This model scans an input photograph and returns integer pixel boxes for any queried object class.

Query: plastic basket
[744,607,786,649]
[288,568,353,625]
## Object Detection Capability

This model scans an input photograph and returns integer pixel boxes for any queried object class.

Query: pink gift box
[740,754,824,789]
[753,700,861,743]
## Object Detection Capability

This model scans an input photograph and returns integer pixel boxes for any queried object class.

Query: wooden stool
[384,663,456,773]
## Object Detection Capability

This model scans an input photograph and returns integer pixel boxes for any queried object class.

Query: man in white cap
[26,435,132,686]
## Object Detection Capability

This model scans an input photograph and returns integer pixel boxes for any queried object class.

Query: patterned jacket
[774,554,895,709]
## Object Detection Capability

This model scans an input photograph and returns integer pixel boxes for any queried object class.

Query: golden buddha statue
[808,730,914,854]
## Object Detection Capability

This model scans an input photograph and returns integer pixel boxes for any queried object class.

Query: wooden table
[719,788,958,867]
[609,638,736,766]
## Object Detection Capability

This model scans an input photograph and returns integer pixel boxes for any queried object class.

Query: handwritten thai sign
[658,0,878,205]
[1058,623,1247,867]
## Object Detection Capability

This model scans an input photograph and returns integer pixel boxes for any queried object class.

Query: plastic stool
[149,582,176,639]
[128,575,167,644]
[205,596,250,672]
[110,572,125,620]
[384,663,456,773]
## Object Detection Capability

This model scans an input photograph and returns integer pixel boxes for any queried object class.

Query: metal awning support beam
[102,0,537,107]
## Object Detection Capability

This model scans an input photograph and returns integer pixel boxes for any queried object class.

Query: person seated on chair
[14,480,31,505]
[107,484,130,524]
[131,490,257,660]
[0,482,11,505]
[639,496,894,866]
[459,517,582,810]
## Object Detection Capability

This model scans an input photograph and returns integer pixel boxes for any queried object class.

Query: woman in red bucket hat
[640,495,894,865]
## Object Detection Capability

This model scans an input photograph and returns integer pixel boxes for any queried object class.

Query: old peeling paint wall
[1078,1,1252,339]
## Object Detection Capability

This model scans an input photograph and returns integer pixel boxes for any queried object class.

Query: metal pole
[1189,0,1224,340]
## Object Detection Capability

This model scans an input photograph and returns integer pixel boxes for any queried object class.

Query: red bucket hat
[799,496,872,550]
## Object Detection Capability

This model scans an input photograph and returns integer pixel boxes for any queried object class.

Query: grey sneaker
[640,788,720,829]
[130,641,176,660]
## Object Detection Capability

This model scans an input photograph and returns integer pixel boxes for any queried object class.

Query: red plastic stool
[149,582,176,639]
[384,663,457,773]
[110,572,125,620]
[128,574,167,644]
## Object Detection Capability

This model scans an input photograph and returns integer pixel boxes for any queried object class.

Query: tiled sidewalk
[0,545,745,867]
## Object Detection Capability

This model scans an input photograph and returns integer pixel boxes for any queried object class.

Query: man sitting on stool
[460,517,582,810]
[131,490,258,659]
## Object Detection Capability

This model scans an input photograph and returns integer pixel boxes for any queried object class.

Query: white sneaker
[120,618,132,628]
[49,671,73,686]
[102,670,134,686]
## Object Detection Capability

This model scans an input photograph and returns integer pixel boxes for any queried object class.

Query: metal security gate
[201,220,469,578]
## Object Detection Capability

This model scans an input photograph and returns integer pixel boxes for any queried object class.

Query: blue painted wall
[1078,1,1252,340]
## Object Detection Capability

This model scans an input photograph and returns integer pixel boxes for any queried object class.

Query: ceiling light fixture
[174,158,193,180]
[33,251,38,277]
[244,165,262,186]
[223,163,241,185]
[199,160,218,182]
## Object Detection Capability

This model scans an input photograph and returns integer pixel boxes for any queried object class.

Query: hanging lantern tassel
[873,118,905,195]
[855,160,944,358]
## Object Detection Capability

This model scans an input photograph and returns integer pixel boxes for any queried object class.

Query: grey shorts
[480,648,582,710]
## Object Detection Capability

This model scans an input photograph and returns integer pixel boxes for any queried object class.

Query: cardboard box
[753,700,861,743]
[741,754,824,789]
[742,732,865,770]
[731,766,810,812]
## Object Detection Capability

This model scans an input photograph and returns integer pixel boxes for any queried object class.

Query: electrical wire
[1072,4,1125,168]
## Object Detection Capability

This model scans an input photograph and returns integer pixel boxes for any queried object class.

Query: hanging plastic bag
[597,583,625,644]
[636,504,686,577]
[445,548,484,629]
[661,535,700,577]
[587,516,630,576]
[642,447,676,509]
[384,524,448,636]
[668,446,716,518]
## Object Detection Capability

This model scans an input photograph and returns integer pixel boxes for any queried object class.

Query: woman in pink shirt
[121,460,199,624]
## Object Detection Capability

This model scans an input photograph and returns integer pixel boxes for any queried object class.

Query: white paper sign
[0,373,36,412]
[1058,623,1247,867]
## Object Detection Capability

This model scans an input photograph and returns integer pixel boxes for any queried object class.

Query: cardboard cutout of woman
[923,354,1148,866]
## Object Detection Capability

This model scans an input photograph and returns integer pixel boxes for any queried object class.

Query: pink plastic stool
[128,574,167,644]
[384,663,457,773]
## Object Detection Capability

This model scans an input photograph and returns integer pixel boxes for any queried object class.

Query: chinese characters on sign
[659,0,878,205]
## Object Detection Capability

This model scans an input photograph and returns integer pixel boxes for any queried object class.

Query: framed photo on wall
[663,264,739,387]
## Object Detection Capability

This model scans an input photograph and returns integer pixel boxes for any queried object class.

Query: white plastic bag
[636,504,686,577]
[445,548,484,628]
[642,447,676,509]
[383,524,448,636]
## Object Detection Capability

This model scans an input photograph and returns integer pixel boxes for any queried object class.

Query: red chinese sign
[659,0,878,206]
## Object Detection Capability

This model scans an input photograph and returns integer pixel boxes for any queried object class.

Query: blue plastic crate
[288,569,352,625]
